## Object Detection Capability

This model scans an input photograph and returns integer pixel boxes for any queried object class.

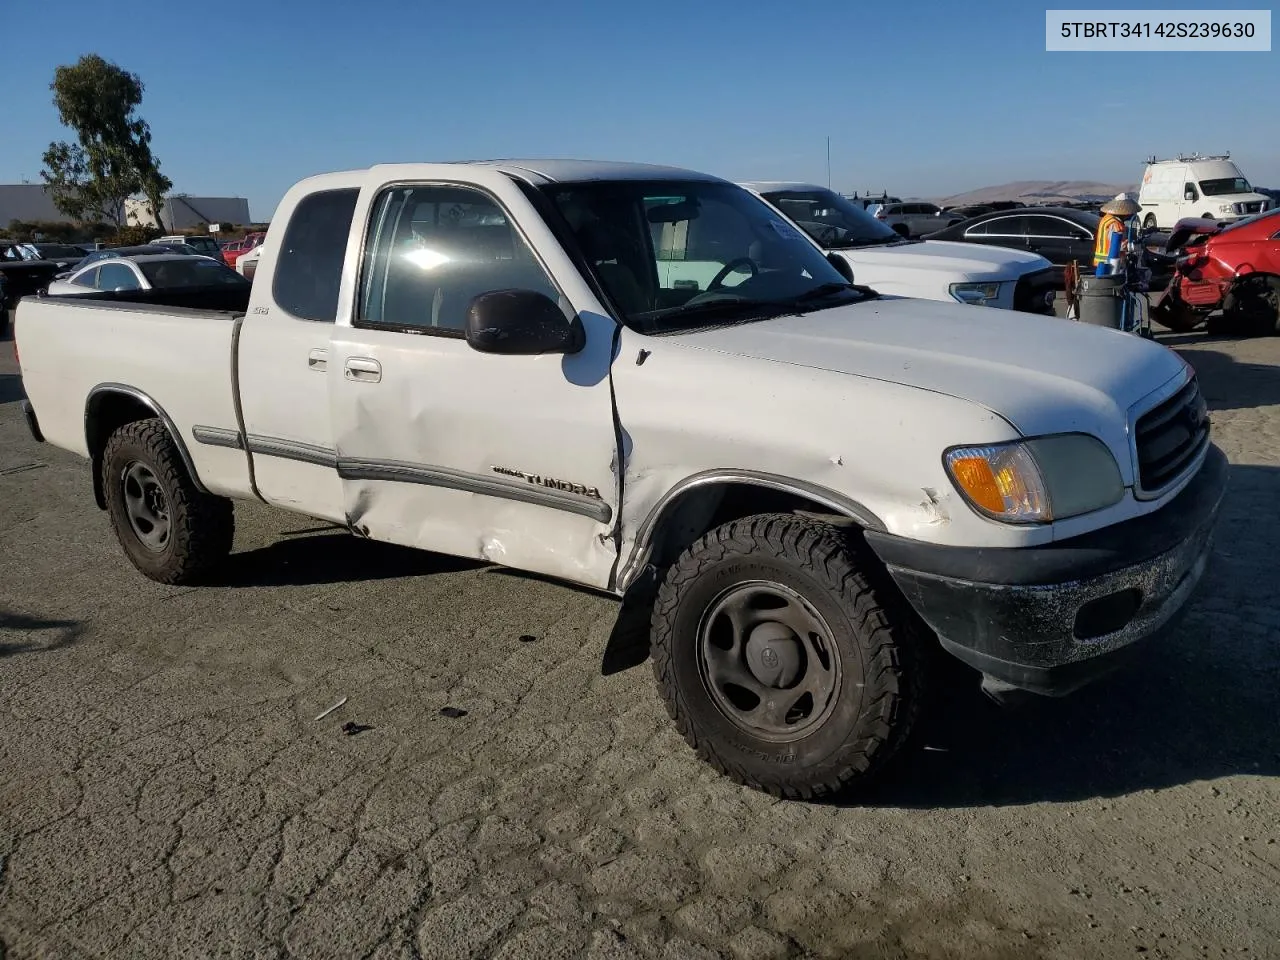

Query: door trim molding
[191,425,244,450]
[191,427,611,523]
[338,458,613,524]
[192,425,337,468]
[250,435,338,468]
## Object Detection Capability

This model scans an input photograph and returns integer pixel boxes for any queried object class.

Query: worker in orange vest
[1093,194,1140,276]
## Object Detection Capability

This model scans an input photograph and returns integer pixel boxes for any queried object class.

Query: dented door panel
[328,167,621,589]
[327,325,619,587]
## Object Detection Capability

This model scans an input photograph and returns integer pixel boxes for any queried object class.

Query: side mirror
[1184,188,1197,201]
[826,252,855,284]
[465,289,585,356]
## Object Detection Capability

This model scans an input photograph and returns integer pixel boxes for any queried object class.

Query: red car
[220,232,266,269]
[1152,209,1280,336]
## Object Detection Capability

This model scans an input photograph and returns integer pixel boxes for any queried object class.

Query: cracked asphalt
[1,319,1278,959]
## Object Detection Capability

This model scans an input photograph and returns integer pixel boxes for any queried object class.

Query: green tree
[39,55,172,227]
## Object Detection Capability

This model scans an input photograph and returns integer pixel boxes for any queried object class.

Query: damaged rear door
[328,168,621,589]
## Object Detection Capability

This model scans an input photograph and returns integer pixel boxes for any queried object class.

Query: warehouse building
[0,184,68,225]
[0,184,251,231]
[125,195,252,230]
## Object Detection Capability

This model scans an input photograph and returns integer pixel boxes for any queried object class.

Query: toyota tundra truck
[14,160,1226,798]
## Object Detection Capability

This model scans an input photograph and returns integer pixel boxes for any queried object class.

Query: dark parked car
[60,243,204,278]
[924,206,1175,290]
[924,206,1102,266]
[1,244,68,322]
[941,203,995,220]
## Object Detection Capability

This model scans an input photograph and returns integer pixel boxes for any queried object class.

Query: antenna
[826,136,831,189]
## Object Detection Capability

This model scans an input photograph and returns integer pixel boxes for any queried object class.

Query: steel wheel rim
[121,461,170,553]
[696,580,843,742]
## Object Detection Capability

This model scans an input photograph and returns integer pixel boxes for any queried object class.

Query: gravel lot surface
[1,318,1277,959]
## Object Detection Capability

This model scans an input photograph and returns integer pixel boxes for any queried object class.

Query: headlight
[1219,203,1234,214]
[949,281,1003,305]
[943,434,1124,523]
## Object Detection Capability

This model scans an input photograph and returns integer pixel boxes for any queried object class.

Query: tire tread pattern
[650,513,927,800]
[102,418,234,585]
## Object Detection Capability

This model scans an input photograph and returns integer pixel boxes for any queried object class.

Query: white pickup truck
[742,182,1060,314]
[15,160,1225,799]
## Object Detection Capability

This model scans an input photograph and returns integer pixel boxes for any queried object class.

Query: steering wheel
[707,257,759,291]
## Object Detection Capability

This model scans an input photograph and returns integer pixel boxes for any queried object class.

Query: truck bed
[15,293,256,499]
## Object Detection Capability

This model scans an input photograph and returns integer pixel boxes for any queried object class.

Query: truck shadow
[852,461,1280,808]
[0,609,85,659]
[1173,345,1280,412]
[218,531,482,588]
[0,374,25,405]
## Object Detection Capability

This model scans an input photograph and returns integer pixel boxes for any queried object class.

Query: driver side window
[358,185,561,335]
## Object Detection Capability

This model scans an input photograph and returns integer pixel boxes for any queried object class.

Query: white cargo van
[1138,154,1272,230]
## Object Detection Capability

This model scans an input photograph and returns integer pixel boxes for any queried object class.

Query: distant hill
[938,180,1132,206]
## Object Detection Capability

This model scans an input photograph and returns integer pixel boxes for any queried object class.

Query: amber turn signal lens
[944,442,1052,522]
[948,456,1005,514]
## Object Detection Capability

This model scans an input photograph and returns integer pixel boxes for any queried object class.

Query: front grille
[1135,376,1209,494]
[1013,267,1059,315]
[1242,201,1263,214]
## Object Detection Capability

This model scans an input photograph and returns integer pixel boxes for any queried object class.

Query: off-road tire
[1221,276,1280,337]
[651,514,927,799]
[102,418,234,584]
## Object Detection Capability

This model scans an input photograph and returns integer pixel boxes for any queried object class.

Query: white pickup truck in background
[15,160,1225,798]
[742,182,1060,314]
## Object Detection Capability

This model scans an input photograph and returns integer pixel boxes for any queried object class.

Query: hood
[839,240,1049,279]
[668,296,1186,440]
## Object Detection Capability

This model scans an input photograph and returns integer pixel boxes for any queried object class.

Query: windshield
[760,188,902,248]
[542,179,864,331]
[1200,177,1251,196]
[138,258,249,288]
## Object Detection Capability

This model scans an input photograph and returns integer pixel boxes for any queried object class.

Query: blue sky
[2,0,1276,221]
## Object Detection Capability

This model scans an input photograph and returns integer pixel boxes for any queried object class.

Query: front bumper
[865,444,1228,695]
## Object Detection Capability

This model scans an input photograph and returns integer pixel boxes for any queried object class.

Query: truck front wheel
[102,419,234,584]
[650,515,926,799]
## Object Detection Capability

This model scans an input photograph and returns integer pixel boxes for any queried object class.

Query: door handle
[308,348,328,372]
[344,357,382,383]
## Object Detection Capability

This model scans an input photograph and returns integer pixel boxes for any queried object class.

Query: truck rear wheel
[650,514,926,799]
[102,419,234,584]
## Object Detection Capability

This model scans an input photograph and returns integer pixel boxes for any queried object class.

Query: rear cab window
[272,188,360,322]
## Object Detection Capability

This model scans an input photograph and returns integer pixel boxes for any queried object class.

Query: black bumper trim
[21,400,44,443]
[866,445,1228,695]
